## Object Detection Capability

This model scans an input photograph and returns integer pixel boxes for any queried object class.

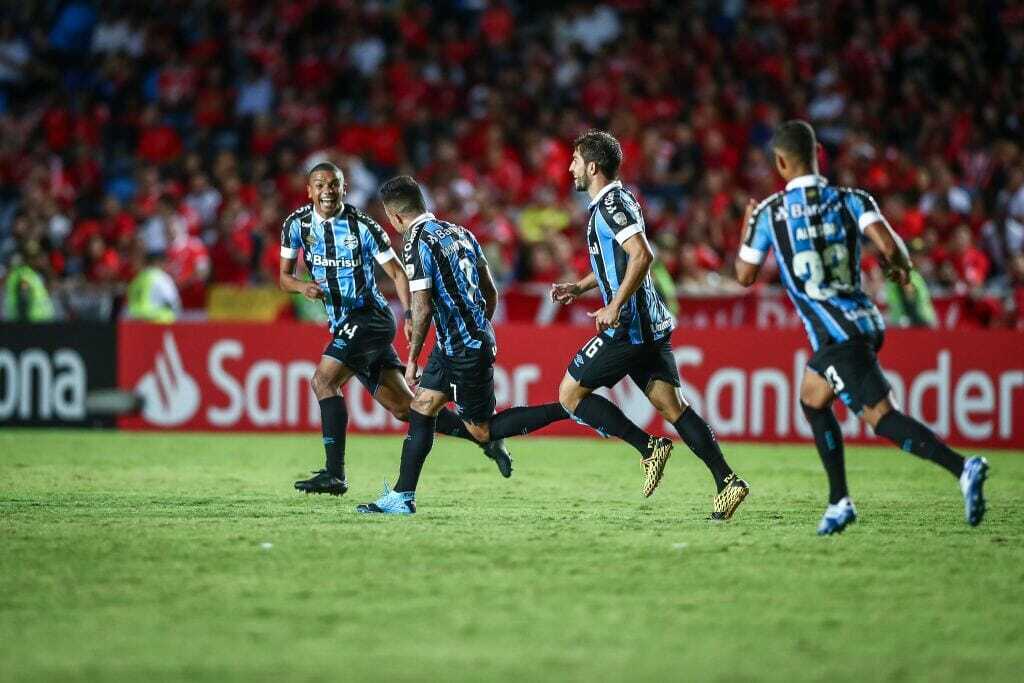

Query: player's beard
[572,174,586,192]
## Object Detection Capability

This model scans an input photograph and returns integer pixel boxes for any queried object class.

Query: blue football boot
[959,456,989,527]
[817,497,857,536]
[356,481,416,515]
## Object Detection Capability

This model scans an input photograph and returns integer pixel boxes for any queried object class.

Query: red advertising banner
[118,321,1024,449]
[500,288,1014,331]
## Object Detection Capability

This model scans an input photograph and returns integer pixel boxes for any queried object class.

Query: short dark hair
[573,130,622,179]
[770,120,817,167]
[307,161,343,180]
[379,175,426,215]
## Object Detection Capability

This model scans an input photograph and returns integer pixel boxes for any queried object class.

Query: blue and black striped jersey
[740,174,886,351]
[404,212,495,356]
[586,181,675,344]
[280,203,396,333]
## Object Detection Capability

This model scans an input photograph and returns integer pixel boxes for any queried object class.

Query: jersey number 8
[793,244,852,300]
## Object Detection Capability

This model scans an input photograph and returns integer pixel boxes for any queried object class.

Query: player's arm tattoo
[407,290,433,362]
[574,272,598,295]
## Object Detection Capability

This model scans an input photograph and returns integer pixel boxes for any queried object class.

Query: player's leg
[560,335,672,497]
[373,365,514,476]
[798,368,856,535]
[482,402,569,440]
[357,348,451,514]
[798,369,848,506]
[295,353,356,495]
[862,398,988,526]
[644,378,750,519]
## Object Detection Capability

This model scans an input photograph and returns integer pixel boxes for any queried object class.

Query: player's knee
[799,382,829,408]
[310,372,335,398]
[558,380,583,413]
[410,394,433,415]
[388,404,410,422]
[465,421,490,442]
[861,399,893,429]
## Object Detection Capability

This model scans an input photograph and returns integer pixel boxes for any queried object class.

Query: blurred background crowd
[2,0,1023,327]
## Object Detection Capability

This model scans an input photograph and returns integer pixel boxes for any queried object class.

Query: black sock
[800,402,848,504]
[489,403,568,440]
[435,407,478,443]
[319,397,347,478]
[394,411,436,493]
[572,394,650,456]
[874,410,965,478]
[673,408,733,492]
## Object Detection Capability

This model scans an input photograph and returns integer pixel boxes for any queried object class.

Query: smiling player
[279,162,511,497]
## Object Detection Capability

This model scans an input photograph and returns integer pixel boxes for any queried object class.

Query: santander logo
[135,332,201,426]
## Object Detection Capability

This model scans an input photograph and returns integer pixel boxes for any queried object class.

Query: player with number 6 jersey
[735,120,989,535]
[279,163,512,498]
[552,130,749,516]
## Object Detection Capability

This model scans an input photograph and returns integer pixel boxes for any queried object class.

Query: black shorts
[567,333,680,391]
[808,335,890,413]
[322,306,403,395]
[419,344,496,423]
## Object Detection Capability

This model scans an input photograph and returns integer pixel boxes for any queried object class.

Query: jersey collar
[589,180,623,209]
[785,174,827,191]
[312,204,345,229]
[408,212,436,231]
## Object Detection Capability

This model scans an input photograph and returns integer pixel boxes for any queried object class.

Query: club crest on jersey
[303,231,317,248]
[342,234,359,249]
[613,212,628,226]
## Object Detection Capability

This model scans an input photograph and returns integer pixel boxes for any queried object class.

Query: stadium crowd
[1,0,1023,326]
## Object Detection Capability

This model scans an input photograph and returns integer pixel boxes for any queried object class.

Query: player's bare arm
[405,289,433,386]
[379,255,414,340]
[864,221,913,286]
[477,262,498,320]
[735,198,760,287]
[589,233,652,332]
[551,272,597,304]
[278,256,323,301]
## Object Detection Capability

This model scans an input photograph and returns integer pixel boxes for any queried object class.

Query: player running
[357,176,569,514]
[734,120,989,535]
[279,163,511,497]
[551,130,749,518]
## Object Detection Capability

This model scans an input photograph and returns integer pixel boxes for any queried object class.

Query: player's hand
[885,264,911,286]
[404,359,421,387]
[301,282,324,301]
[403,318,412,342]
[588,304,621,332]
[551,282,580,305]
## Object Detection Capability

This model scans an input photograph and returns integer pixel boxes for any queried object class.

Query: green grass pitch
[1,430,1022,682]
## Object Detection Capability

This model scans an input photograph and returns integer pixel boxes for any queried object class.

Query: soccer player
[279,163,511,497]
[551,130,750,518]
[356,176,570,514]
[734,120,989,534]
